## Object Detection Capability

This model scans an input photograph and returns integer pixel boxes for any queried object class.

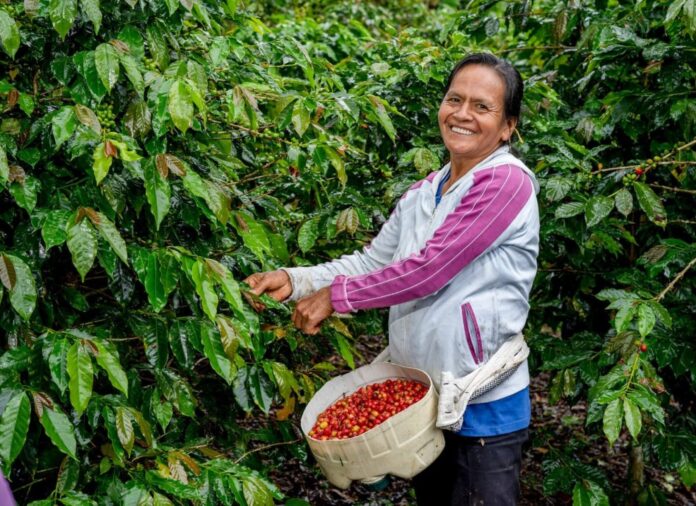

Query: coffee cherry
[640,343,648,353]
[308,379,428,440]
[635,167,644,176]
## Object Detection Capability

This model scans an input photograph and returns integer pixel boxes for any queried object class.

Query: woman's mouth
[450,126,475,136]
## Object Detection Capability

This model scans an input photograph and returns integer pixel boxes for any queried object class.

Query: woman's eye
[476,103,489,110]
[447,97,460,103]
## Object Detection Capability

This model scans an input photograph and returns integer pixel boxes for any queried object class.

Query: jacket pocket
[461,302,484,365]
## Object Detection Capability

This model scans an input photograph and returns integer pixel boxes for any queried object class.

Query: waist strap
[436,333,529,432]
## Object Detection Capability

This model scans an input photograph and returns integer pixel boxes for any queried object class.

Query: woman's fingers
[244,271,291,299]
[292,287,333,334]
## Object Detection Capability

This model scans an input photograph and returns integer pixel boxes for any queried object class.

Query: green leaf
[123,99,151,138]
[0,145,8,184]
[191,259,218,320]
[242,475,275,506]
[119,53,144,96]
[49,0,78,39]
[94,341,128,397]
[74,50,107,99]
[637,303,656,338]
[647,300,672,328]
[298,217,319,253]
[9,177,40,213]
[413,147,440,174]
[572,480,609,506]
[291,100,310,137]
[0,11,20,59]
[634,182,667,225]
[144,158,171,230]
[48,338,70,394]
[232,212,270,262]
[249,367,274,414]
[52,107,78,148]
[678,461,696,488]
[207,261,244,315]
[40,408,77,459]
[94,43,120,91]
[336,207,359,235]
[80,0,101,33]
[623,397,642,440]
[555,201,585,218]
[18,94,35,117]
[614,188,633,216]
[545,177,572,201]
[0,392,30,472]
[74,104,101,134]
[603,398,623,445]
[92,142,113,185]
[367,95,396,141]
[264,361,296,401]
[201,323,234,384]
[146,23,169,70]
[585,196,614,228]
[168,321,194,368]
[67,214,98,281]
[129,408,153,447]
[216,314,251,358]
[185,78,206,119]
[168,78,194,133]
[115,406,134,455]
[324,146,346,186]
[145,251,168,312]
[117,25,144,60]
[4,254,37,320]
[93,211,128,264]
[67,341,93,415]
[614,300,637,332]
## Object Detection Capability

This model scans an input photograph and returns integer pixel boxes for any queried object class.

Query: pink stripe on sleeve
[330,164,533,312]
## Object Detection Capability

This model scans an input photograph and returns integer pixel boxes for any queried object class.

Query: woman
[246,53,539,505]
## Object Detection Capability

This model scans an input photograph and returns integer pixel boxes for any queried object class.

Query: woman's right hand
[244,270,293,302]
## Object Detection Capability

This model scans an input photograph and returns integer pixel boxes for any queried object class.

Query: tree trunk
[626,443,645,506]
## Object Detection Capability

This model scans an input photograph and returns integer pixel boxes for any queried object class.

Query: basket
[300,362,445,489]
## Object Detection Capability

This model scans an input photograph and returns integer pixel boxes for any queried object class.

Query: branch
[233,438,302,465]
[649,183,696,195]
[655,255,696,302]
[593,161,696,174]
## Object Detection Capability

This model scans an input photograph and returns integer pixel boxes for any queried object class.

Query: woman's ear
[502,117,517,142]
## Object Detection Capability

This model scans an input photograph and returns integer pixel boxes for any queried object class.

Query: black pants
[412,428,528,506]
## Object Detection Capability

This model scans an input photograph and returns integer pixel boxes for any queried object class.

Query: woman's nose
[452,101,473,120]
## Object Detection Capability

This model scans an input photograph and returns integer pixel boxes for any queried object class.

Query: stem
[655,256,696,302]
[626,443,645,506]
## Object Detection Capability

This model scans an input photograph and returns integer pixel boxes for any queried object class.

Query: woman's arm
[282,173,438,300]
[330,164,535,312]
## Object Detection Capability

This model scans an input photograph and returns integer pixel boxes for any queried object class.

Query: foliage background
[0,0,695,504]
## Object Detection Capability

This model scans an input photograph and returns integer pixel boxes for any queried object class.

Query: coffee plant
[0,0,694,504]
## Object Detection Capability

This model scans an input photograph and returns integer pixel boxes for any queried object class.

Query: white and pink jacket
[285,146,540,404]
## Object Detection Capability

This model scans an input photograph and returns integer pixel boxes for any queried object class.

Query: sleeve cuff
[330,275,355,313]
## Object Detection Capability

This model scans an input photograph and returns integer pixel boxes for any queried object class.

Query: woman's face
[438,64,516,170]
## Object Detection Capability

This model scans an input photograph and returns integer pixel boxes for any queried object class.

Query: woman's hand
[293,287,334,335]
[244,270,293,302]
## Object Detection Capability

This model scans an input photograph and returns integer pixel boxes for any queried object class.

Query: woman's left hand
[293,287,334,335]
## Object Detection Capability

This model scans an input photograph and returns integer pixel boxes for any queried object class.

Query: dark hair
[444,53,524,124]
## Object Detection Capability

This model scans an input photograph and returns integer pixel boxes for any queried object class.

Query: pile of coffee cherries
[309,378,428,440]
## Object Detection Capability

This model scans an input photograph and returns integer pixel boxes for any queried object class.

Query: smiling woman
[246,53,538,506]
